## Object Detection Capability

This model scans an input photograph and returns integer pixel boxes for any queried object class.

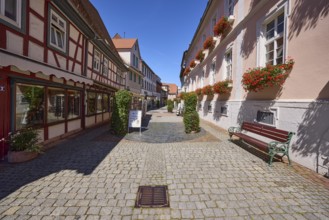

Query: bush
[156,100,160,108]
[184,111,200,133]
[5,127,41,152]
[183,92,200,133]
[111,90,132,135]
[167,100,174,112]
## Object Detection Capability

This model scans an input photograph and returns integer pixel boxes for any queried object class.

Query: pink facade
[181,0,329,174]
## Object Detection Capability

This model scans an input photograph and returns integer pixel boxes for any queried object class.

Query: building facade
[141,61,160,109]
[163,83,178,101]
[180,0,329,174]
[112,34,143,110]
[0,0,126,160]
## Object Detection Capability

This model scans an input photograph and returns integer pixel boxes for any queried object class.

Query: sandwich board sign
[128,110,142,134]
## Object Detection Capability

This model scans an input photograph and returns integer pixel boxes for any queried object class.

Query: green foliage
[183,111,200,133]
[184,92,197,114]
[156,100,160,108]
[6,127,41,152]
[167,100,174,112]
[111,90,132,135]
[183,92,200,133]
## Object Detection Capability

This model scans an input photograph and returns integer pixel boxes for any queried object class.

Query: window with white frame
[225,49,232,80]
[227,0,234,16]
[0,0,21,27]
[221,105,228,116]
[93,50,100,72]
[256,108,277,126]
[209,61,216,85]
[102,57,108,76]
[211,16,217,36]
[49,10,66,52]
[265,12,285,65]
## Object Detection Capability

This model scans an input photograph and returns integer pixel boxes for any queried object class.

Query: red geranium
[213,80,233,94]
[203,36,215,50]
[202,85,214,96]
[195,50,205,62]
[189,60,196,68]
[213,16,231,36]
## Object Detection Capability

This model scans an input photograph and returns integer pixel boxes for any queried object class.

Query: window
[256,111,274,125]
[211,16,216,36]
[96,93,102,113]
[227,0,234,16]
[134,73,136,82]
[15,84,44,130]
[265,13,285,65]
[129,72,132,80]
[208,103,212,113]
[0,0,21,27]
[221,105,228,116]
[209,61,216,85]
[138,76,141,85]
[103,94,109,112]
[87,92,96,115]
[67,90,80,119]
[102,57,109,76]
[47,87,66,123]
[49,10,66,52]
[225,49,232,80]
[93,50,100,71]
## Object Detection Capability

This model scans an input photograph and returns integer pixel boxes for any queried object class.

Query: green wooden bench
[228,122,295,166]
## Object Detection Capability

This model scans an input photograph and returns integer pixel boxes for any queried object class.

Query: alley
[0,108,329,219]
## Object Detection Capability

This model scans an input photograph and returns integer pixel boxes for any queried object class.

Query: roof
[112,34,137,49]
[162,83,178,94]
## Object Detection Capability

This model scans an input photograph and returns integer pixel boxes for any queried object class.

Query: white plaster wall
[48,123,65,139]
[68,119,81,132]
[28,41,44,63]
[57,54,67,70]
[6,31,23,55]
[47,50,57,67]
[29,13,44,43]
[69,25,79,42]
[69,41,76,58]
[118,51,131,65]
[29,0,44,17]
[96,114,102,123]
[74,64,81,75]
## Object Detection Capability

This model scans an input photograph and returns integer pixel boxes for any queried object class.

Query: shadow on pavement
[0,125,121,200]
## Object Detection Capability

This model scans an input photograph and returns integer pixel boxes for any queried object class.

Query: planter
[202,49,209,57]
[206,94,214,101]
[7,151,38,163]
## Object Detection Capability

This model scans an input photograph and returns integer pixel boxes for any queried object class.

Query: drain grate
[135,186,169,208]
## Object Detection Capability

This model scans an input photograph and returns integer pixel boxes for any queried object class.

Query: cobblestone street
[1,108,329,219]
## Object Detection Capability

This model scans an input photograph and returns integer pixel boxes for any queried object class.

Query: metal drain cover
[135,186,169,208]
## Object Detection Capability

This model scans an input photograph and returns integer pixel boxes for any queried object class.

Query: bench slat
[241,122,289,142]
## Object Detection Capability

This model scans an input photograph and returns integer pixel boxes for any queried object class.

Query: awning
[0,50,93,85]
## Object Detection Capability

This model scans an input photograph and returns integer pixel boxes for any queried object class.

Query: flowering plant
[195,50,205,62]
[189,60,196,68]
[213,16,231,36]
[203,36,215,50]
[242,58,295,92]
[183,67,191,76]
[195,88,202,96]
[213,80,233,94]
[3,127,41,152]
[202,85,214,96]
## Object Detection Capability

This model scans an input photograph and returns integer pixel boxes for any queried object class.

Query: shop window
[15,83,45,130]
[87,92,96,115]
[103,94,109,112]
[96,93,103,113]
[47,87,65,123]
[49,10,66,52]
[0,0,22,27]
[67,90,80,119]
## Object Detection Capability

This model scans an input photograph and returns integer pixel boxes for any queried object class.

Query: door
[0,74,9,160]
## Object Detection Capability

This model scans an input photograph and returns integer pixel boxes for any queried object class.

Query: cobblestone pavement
[1,107,329,219]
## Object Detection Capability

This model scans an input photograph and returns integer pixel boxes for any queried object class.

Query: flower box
[195,50,205,62]
[202,85,214,97]
[213,16,231,37]
[183,67,191,76]
[213,80,233,94]
[189,60,196,68]
[242,58,295,92]
[203,36,215,50]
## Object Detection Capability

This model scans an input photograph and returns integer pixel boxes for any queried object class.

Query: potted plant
[203,36,215,50]
[5,127,41,163]
[213,16,231,37]
[242,58,295,92]
[213,80,233,94]
[195,50,205,62]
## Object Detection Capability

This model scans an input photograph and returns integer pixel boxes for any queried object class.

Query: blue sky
[90,0,208,87]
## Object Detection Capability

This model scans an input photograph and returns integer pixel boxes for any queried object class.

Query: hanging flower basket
[213,16,231,37]
[189,60,196,68]
[242,58,295,92]
[203,36,215,50]
[213,80,233,94]
[195,50,205,62]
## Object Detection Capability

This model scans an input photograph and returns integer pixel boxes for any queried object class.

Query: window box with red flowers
[203,36,215,50]
[195,50,205,62]
[202,85,214,100]
[242,58,295,92]
[183,67,191,76]
[189,60,196,69]
[195,88,203,100]
[213,16,231,37]
[213,80,233,94]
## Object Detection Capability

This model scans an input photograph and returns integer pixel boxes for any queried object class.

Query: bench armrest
[228,126,241,139]
[268,141,289,153]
